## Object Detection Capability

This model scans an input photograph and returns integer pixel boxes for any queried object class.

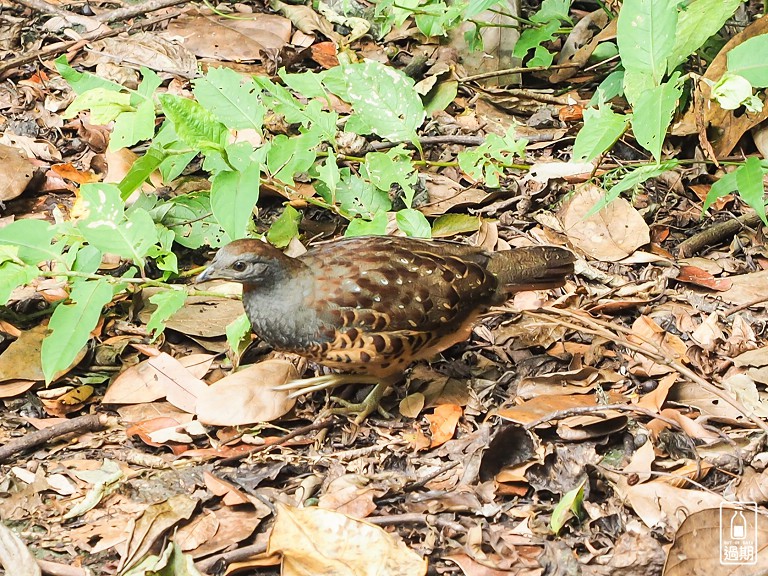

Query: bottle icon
[731,510,747,539]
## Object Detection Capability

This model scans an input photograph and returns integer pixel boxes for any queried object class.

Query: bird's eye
[232,261,247,272]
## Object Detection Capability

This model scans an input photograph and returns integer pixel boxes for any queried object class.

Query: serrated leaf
[42,279,113,383]
[159,94,228,151]
[146,289,188,338]
[335,171,391,219]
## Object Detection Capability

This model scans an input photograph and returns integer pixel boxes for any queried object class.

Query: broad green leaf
[622,69,656,107]
[55,55,122,94]
[668,0,741,70]
[0,257,39,306]
[194,67,266,130]
[572,106,631,162]
[335,171,392,219]
[735,157,768,226]
[513,20,560,60]
[72,245,103,274]
[431,213,481,237]
[588,160,679,216]
[632,79,681,162]
[158,94,228,151]
[345,211,389,236]
[210,163,261,241]
[280,69,329,100]
[617,0,677,85]
[110,99,157,151]
[42,278,113,383]
[531,0,572,23]
[267,205,301,248]
[0,219,60,264]
[146,289,188,338]
[267,132,320,185]
[550,480,585,534]
[590,70,624,106]
[464,0,505,19]
[156,193,225,249]
[414,2,464,37]
[255,77,337,143]
[396,208,431,238]
[315,153,340,203]
[76,183,158,265]
[728,35,768,87]
[118,146,167,200]
[64,88,132,124]
[529,45,555,68]
[322,61,425,144]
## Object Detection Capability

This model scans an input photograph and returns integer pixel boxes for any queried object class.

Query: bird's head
[196,239,294,285]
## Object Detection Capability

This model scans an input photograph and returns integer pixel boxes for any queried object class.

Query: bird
[196,235,575,423]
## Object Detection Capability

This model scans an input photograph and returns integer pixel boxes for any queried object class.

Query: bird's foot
[273,374,380,398]
[330,382,391,425]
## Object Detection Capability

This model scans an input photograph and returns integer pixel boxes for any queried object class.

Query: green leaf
[146,289,188,338]
[396,208,431,238]
[458,126,527,188]
[668,0,741,70]
[530,0,572,23]
[109,99,156,151]
[365,147,418,207]
[194,67,266,130]
[622,69,657,107]
[465,0,504,19]
[703,169,738,213]
[617,0,677,85]
[64,88,132,124]
[158,94,228,151]
[728,35,768,88]
[345,211,389,236]
[588,160,679,216]
[0,256,39,306]
[210,163,261,241]
[335,171,392,219]
[632,79,681,162]
[550,480,585,534]
[590,70,624,106]
[322,61,425,145]
[572,106,631,162]
[431,213,481,237]
[423,80,458,115]
[76,183,158,265]
[710,73,763,113]
[226,313,252,359]
[55,55,122,94]
[735,156,768,226]
[267,131,320,185]
[267,205,301,248]
[513,20,560,61]
[118,146,166,200]
[156,192,225,249]
[41,278,113,383]
[0,219,60,264]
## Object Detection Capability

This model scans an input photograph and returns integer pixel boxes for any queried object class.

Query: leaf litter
[0,1,767,575]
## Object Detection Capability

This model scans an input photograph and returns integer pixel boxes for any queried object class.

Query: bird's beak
[196,265,216,283]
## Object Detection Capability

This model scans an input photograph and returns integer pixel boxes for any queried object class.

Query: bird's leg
[330,380,393,424]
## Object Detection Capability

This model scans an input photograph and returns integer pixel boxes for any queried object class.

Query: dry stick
[95,0,192,23]
[216,418,335,466]
[522,403,684,431]
[528,308,768,433]
[196,542,269,574]
[0,12,177,76]
[0,413,109,463]
[37,559,89,576]
[676,212,763,257]
[15,0,87,20]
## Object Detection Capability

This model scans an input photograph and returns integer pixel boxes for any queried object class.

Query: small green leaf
[345,211,389,237]
[588,160,679,216]
[365,147,418,207]
[431,213,481,237]
[226,313,252,359]
[146,289,188,338]
[572,106,631,162]
[396,208,431,238]
[110,99,157,151]
[194,67,266,130]
[158,94,228,151]
[632,79,681,162]
[550,479,585,534]
[55,55,122,94]
[42,278,113,383]
[423,80,458,115]
[267,205,301,248]
[0,256,39,306]
[735,157,768,226]
[64,88,132,124]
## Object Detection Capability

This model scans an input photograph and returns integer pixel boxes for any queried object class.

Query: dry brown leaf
[318,474,385,518]
[195,360,298,425]
[268,503,427,576]
[559,183,650,262]
[0,143,35,201]
[426,404,462,448]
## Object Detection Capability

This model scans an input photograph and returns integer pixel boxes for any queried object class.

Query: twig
[38,559,89,576]
[522,403,685,431]
[216,418,335,465]
[0,414,110,463]
[676,212,763,257]
[195,542,269,574]
[96,0,191,23]
[459,62,580,83]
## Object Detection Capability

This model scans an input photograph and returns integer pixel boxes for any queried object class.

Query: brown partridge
[197,236,575,422]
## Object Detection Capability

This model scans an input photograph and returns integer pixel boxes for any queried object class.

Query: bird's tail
[488,246,575,293]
